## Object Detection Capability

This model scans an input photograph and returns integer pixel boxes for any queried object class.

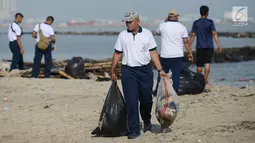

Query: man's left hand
[20,49,24,54]
[188,53,193,61]
[159,70,167,78]
[110,72,117,81]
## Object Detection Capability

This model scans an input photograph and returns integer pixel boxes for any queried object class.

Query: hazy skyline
[17,0,255,21]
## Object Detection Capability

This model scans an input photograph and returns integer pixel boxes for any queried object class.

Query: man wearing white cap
[110,11,166,139]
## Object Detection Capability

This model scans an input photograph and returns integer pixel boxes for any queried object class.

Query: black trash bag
[192,73,206,93]
[91,81,127,137]
[177,66,205,95]
[64,57,85,79]
[180,65,194,79]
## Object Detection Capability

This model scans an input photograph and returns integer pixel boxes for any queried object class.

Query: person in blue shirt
[189,5,222,84]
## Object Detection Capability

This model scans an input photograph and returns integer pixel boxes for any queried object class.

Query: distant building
[66,20,94,27]
[0,0,16,21]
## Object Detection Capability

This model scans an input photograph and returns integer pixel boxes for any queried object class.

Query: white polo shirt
[33,23,55,42]
[114,27,157,67]
[8,22,22,42]
[156,21,188,58]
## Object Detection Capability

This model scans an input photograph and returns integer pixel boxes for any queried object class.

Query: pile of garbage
[0,57,122,80]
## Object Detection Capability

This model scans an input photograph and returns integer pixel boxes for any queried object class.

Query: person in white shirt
[153,10,193,95]
[110,11,166,139]
[8,13,24,71]
[31,16,56,78]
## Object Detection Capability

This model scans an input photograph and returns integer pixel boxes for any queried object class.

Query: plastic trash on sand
[91,81,127,137]
[155,77,180,132]
[64,57,85,79]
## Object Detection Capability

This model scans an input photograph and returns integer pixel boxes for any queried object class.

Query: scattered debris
[231,93,255,97]
[44,105,49,109]
[0,59,122,81]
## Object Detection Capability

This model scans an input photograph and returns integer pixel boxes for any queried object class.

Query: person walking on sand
[31,16,56,78]
[110,12,166,139]
[189,5,222,84]
[8,13,24,71]
[153,10,193,96]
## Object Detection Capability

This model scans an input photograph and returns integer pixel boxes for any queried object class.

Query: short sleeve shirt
[8,22,22,41]
[114,27,157,67]
[156,21,189,58]
[33,23,55,42]
[191,18,216,49]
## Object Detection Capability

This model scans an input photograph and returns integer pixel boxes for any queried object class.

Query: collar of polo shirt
[44,22,50,25]
[167,20,178,22]
[127,26,142,33]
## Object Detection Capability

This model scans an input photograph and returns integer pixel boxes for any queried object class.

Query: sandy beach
[0,77,255,143]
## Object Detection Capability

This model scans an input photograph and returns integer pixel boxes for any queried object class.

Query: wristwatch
[158,69,163,73]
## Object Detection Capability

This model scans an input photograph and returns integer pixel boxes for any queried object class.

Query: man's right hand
[218,45,222,53]
[20,49,24,54]
[110,72,117,81]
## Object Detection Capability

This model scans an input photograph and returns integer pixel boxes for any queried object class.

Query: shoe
[127,133,141,139]
[143,123,152,133]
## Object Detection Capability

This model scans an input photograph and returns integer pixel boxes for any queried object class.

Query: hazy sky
[17,0,254,21]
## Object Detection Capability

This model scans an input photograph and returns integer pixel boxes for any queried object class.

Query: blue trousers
[9,41,24,71]
[154,57,183,93]
[121,64,153,135]
[32,44,52,78]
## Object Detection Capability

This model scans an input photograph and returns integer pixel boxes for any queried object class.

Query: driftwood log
[58,71,74,79]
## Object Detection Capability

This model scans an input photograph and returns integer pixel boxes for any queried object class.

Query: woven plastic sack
[155,77,180,131]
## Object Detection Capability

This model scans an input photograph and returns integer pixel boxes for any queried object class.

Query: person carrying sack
[31,16,56,78]
[110,12,167,139]
[37,24,50,50]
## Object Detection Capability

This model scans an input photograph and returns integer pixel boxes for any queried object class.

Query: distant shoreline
[1,31,255,38]
[1,46,255,64]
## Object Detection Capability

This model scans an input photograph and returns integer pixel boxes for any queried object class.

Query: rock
[0,62,11,72]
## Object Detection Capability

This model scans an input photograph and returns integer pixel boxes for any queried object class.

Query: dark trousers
[32,44,52,78]
[121,64,153,135]
[9,41,24,71]
[154,57,183,94]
